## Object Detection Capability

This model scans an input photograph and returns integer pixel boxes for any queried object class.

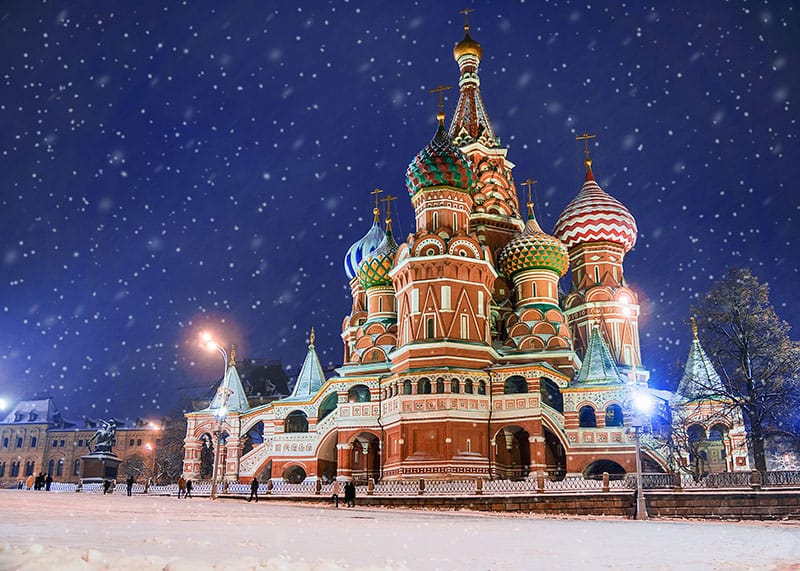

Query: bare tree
[692,268,800,472]
[152,416,187,484]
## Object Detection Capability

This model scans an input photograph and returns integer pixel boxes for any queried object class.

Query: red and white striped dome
[553,168,638,253]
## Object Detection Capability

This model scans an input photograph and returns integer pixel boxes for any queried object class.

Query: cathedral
[183,19,749,485]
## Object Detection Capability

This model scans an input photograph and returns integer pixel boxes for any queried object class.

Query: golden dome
[453,28,482,61]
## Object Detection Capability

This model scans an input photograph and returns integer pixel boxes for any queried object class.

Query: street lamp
[630,391,654,521]
[200,332,233,501]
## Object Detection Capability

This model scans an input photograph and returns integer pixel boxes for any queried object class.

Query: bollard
[315,479,322,495]
[368,478,375,496]
[750,470,762,491]
[536,472,545,494]
[475,478,483,496]
[418,478,425,496]
[602,471,610,493]
[266,479,273,495]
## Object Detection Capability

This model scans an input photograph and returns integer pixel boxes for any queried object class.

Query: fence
[8,470,800,498]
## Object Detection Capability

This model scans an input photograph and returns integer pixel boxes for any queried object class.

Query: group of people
[177,476,194,498]
[331,480,356,508]
[22,472,53,491]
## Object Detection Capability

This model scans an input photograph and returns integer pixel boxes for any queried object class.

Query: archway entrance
[351,432,380,484]
[543,427,567,481]
[493,425,530,480]
[583,459,626,480]
[317,430,338,483]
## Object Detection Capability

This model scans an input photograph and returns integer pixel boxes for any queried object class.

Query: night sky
[1,1,797,419]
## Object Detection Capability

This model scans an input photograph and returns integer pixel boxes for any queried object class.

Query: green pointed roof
[207,364,250,413]
[572,326,625,386]
[285,328,326,401]
[675,324,727,402]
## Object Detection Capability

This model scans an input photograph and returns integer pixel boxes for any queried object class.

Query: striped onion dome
[498,205,569,278]
[405,117,474,196]
[344,211,384,280]
[356,228,399,289]
[553,163,638,253]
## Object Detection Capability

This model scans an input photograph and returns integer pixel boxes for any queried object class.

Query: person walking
[331,480,341,508]
[35,472,44,491]
[177,476,186,499]
[248,477,259,503]
[344,481,356,508]
[103,479,111,494]
[45,474,52,491]
[185,479,193,498]
[25,473,35,490]
[126,475,135,496]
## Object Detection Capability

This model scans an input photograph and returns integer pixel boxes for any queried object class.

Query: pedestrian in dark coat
[185,479,193,498]
[103,479,111,494]
[249,477,259,503]
[35,473,44,490]
[45,474,52,491]
[126,476,134,496]
[344,481,356,508]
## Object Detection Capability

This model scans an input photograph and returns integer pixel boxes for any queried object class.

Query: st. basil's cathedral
[183,19,749,484]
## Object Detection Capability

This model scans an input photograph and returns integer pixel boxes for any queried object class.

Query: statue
[87,419,117,454]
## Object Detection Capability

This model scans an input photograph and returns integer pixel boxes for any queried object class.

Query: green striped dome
[356,231,398,289]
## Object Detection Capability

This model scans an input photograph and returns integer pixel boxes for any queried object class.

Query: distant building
[0,397,168,485]
[183,18,750,485]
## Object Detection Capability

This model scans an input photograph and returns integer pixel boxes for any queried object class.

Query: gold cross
[459,8,474,30]
[370,188,384,222]
[520,178,538,205]
[381,194,398,218]
[429,85,452,115]
[576,133,597,161]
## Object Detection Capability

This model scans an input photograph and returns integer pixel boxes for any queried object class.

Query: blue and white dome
[344,211,384,280]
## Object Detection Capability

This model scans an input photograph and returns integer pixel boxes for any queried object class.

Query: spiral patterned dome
[498,210,569,278]
[553,167,638,253]
[344,214,385,280]
[405,121,474,196]
[356,230,399,289]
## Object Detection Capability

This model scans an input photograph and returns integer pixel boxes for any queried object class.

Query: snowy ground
[0,491,798,570]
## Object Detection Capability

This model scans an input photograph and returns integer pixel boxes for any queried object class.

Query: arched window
[0,462,5,477]
[687,424,706,443]
[579,405,597,428]
[540,378,563,413]
[464,379,473,394]
[417,378,431,395]
[48,458,55,476]
[478,380,487,395]
[504,376,527,394]
[426,317,435,338]
[348,384,371,403]
[605,404,624,427]
[451,379,460,394]
[436,378,445,394]
[57,458,64,477]
[318,393,338,422]
[282,465,307,484]
[285,410,309,433]
[403,380,412,395]
[708,425,727,441]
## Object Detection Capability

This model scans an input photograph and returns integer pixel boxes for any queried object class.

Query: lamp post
[631,391,653,521]
[200,332,233,501]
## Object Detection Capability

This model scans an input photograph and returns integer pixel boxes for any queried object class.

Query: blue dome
[344,218,384,280]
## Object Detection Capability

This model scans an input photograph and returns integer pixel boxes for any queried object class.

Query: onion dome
[453,25,482,61]
[405,114,474,196]
[356,223,399,290]
[344,207,384,280]
[553,160,638,253]
[498,203,569,278]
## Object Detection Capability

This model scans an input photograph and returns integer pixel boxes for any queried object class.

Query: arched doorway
[316,430,338,483]
[544,427,567,481]
[493,425,530,480]
[282,464,307,483]
[350,432,380,484]
[583,459,626,479]
[318,392,338,422]
[241,421,264,457]
[199,431,227,480]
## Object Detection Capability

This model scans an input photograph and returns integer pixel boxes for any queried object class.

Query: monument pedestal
[80,453,121,484]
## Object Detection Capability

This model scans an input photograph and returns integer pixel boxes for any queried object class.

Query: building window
[285,410,309,433]
[0,462,5,477]
[57,459,64,477]
[477,291,484,316]
[426,316,435,338]
[478,380,487,395]
[16,437,23,448]
[417,378,431,395]
[59,440,65,447]
[129,439,135,446]
[52,439,58,448]
[10,461,20,477]
[432,211,439,229]
[30,437,37,448]
[137,439,142,446]
[73,460,81,476]
[411,289,419,314]
[464,379,474,394]
[403,380,412,395]
[504,376,528,394]
[579,406,597,428]
[605,404,624,427]
[2,437,8,449]
[436,378,445,393]
[460,314,469,338]
[452,212,458,232]
[78,439,83,447]
[594,266,600,284]
[451,379,460,394]
[48,459,55,476]
[466,438,472,453]
[531,282,537,298]
[441,286,451,310]
[24,461,35,477]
